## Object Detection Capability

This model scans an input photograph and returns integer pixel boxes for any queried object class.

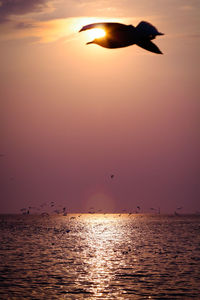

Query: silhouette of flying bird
[79,21,164,54]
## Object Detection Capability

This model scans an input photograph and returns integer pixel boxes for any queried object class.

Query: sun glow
[86,28,106,40]
[72,17,123,45]
[85,192,115,213]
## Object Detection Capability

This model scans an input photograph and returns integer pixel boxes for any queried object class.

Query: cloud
[180,5,195,11]
[0,0,144,24]
[1,0,200,24]
[0,0,166,25]
[0,0,48,23]
[15,21,36,29]
[0,0,199,44]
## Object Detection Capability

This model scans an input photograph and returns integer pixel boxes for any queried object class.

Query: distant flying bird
[110,174,114,179]
[79,21,164,54]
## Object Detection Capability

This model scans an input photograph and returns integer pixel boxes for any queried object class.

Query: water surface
[0,214,199,299]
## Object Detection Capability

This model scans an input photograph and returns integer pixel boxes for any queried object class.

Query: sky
[0,0,200,214]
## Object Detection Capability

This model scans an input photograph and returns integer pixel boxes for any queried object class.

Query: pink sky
[0,0,200,213]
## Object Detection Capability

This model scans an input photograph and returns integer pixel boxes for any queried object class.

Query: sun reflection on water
[76,214,129,297]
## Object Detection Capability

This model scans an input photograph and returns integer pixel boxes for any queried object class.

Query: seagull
[176,207,182,210]
[79,21,164,54]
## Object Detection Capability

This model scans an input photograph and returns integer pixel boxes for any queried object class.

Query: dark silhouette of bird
[110,174,114,179]
[79,21,164,54]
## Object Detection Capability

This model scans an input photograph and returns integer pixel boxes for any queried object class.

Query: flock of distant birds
[18,173,184,216]
[19,201,142,217]
[20,201,68,216]
[19,199,184,217]
[1,154,186,216]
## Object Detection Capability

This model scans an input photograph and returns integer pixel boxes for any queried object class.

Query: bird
[79,21,164,54]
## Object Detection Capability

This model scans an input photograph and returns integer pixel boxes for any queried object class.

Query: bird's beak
[157,32,164,35]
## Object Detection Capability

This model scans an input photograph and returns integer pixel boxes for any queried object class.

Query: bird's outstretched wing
[79,22,133,33]
[136,21,164,36]
[136,40,163,54]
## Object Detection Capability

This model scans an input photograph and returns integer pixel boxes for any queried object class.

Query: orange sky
[0,0,200,213]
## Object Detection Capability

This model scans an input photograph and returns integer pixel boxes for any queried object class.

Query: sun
[86,28,106,40]
[72,17,109,42]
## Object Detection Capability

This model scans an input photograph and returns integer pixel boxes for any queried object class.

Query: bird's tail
[136,40,163,54]
[135,21,164,54]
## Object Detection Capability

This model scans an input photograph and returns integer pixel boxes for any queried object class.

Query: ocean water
[0,214,199,299]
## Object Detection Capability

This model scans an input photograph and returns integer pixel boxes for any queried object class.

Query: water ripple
[0,214,200,299]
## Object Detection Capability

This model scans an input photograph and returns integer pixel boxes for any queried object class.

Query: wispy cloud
[180,5,195,11]
[0,0,50,23]
[0,16,127,43]
[1,0,200,24]
[0,0,123,24]
[0,0,199,44]
[15,22,36,30]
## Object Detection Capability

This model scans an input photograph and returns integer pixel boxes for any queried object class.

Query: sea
[0,214,199,299]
